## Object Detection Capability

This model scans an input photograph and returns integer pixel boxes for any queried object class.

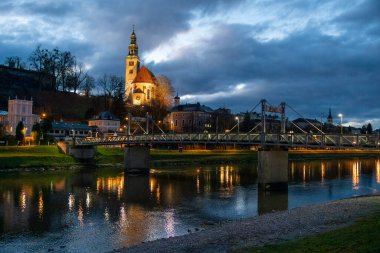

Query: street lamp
[235,117,240,134]
[338,113,343,134]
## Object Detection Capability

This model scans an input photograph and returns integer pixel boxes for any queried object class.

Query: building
[166,95,213,133]
[88,111,120,133]
[327,108,333,125]
[0,98,40,136]
[125,28,158,106]
[47,122,91,140]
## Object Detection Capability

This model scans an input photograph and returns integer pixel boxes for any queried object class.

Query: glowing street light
[235,117,240,134]
[338,113,343,134]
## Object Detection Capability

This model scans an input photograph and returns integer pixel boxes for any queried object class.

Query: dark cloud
[0,0,379,127]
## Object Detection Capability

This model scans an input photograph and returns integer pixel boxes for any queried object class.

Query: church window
[129,61,134,66]
[147,89,150,99]
[129,70,133,74]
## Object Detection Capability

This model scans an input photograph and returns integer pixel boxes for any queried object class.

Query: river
[1,157,380,252]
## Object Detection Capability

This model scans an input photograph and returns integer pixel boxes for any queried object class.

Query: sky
[0,0,379,128]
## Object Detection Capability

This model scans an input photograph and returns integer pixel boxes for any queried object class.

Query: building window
[22,107,26,113]
[175,120,178,126]
[129,70,133,74]
[182,120,185,126]
[129,61,134,66]
[147,89,150,99]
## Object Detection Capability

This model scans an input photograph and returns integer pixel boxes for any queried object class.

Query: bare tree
[82,75,95,97]
[57,51,74,91]
[28,45,60,90]
[67,61,87,93]
[4,56,25,69]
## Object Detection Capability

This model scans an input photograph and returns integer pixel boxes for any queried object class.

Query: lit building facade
[0,98,40,136]
[88,111,120,133]
[166,96,213,133]
[125,28,158,106]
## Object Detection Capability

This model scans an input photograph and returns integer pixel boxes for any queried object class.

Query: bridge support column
[124,146,150,174]
[258,147,288,191]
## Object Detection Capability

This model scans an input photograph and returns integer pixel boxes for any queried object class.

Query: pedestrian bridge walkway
[75,133,380,150]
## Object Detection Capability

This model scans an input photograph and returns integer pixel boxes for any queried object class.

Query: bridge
[75,132,380,150]
[68,99,380,191]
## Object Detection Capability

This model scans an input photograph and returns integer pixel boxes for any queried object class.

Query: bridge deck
[75,133,380,150]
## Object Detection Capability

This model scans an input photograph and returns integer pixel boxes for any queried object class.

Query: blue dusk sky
[0,0,379,128]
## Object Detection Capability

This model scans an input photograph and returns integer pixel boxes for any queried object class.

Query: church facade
[125,29,158,106]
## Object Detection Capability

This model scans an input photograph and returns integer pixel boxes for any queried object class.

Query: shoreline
[0,146,379,172]
[110,195,380,253]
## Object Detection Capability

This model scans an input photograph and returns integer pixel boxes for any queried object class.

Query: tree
[155,75,174,109]
[67,61,87,93]
[4,56,25,69]
[0,123,6,139]
[97,74,125,116]
[15,121,25,143]
[82,75,95,97]
[367,123,373,134]
[29,45,60,90]
[41,117,53,139]
[31,122,42,143]
[150,75,175,120]
[241,112,253,132]
[57,51,74,91]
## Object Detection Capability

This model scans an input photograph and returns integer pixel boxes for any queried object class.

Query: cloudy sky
[0,0,379,128]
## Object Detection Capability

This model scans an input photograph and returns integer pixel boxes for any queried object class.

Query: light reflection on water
[0,158,380,252]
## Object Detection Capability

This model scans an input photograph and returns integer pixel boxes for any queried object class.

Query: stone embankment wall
[57,141,95,159]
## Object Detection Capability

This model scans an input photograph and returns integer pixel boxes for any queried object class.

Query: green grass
[0,145,76,169]
[238,211,380,253]
[0,145,379,170]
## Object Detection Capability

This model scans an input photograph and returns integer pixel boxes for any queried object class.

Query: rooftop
[171,103,213,113]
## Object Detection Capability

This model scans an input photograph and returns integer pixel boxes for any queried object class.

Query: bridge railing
[75,133,380,149]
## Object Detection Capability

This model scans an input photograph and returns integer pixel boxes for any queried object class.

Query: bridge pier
[124,146,150,174]
[258,147,288,191]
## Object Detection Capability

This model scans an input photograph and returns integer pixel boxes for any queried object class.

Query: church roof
[133,66,157,84]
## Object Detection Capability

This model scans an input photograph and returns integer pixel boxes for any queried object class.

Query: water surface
[0,157,380,252]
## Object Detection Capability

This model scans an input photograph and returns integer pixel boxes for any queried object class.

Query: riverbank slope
[1,146,380,170]
[110,195,380,253]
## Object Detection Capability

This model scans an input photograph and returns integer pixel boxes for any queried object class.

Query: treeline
[3,45,175,122]
[5,46,94,94]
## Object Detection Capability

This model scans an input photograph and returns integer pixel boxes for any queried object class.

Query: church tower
[125,27,140,102]
[327,108,333,125]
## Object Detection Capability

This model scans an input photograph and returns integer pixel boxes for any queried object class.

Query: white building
[88,111,120,133]
[0,98,40,136]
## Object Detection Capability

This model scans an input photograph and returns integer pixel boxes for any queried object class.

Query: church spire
[128,26,138,56]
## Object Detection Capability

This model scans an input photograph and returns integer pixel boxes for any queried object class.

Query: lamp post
[320,113,324,132]
[338,113,343,134]
[235,117,240,134]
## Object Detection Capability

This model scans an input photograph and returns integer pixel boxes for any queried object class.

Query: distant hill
[0,65,54,109]
[0,65,112,122]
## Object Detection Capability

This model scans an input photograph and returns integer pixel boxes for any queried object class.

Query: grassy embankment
[0,146,258,169]
[237,211,380,253]
[0,145,379,169]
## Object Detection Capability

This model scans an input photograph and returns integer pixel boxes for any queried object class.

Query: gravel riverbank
[110,195,380,253]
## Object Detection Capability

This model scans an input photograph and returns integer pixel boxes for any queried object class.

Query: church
[125,28,158,106]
